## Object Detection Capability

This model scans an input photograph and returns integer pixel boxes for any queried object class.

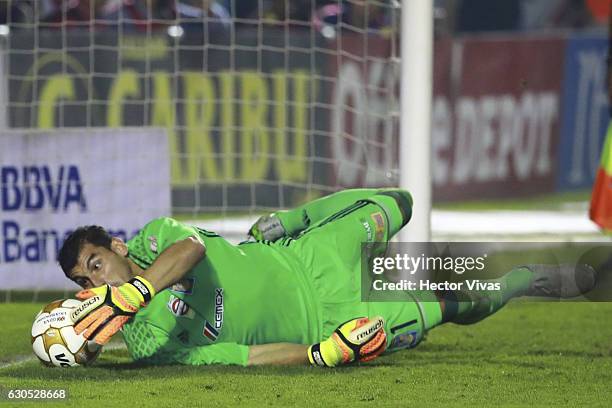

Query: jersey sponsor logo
[148,236,158,253]
[389,331,419,351]
[170,277,195,295]
[371,212,385,241]
[214,288,224,331]
[166,295,195,319]
[202,321,219,342]
[202,288,224,342]
[361,218,373,242]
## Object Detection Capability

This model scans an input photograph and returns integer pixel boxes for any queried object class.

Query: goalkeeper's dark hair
[58,226,112,278]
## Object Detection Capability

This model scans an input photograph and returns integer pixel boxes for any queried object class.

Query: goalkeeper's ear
[110,237,128,257]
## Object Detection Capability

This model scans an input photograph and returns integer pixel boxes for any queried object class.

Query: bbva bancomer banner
[0,128,171,289]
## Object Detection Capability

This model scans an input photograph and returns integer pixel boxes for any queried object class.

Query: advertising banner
[0,128,170,289]
[433,37,565,200]
[5,30,608,205]
[323,33,400,189]
[558,34,610,191]
[325,35,567,201]
[8,30,321,210]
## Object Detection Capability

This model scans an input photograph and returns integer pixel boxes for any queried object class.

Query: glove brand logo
[312,351,325,366]
[132,280,149,296]
[71,296,101,320]
[356,319,383,341]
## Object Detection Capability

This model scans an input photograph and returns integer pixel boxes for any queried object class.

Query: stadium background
[0,1,611,407]
[0,0,609,252]
[2,0,610,206]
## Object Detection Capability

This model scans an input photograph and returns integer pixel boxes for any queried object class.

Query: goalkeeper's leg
[434,263,596,325]
[376,267,548,353]
[275,188,412,237]
[432,267,533,325]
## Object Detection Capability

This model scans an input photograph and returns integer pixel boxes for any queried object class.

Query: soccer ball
[31,299,102,367]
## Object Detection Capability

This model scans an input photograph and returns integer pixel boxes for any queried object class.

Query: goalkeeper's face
[69,238,134,289]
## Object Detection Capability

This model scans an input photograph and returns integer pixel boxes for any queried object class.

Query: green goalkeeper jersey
[120,189,424,366]
[121,217,320,366]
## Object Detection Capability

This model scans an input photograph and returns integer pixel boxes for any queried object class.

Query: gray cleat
[523,264,597,298]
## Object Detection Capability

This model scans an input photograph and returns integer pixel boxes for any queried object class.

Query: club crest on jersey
[148,236,158,253]
[202,288,224,342]
[167,295,195,319]
[171,277,195,295]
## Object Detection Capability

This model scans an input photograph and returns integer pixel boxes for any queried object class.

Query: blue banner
[558,34,610,191]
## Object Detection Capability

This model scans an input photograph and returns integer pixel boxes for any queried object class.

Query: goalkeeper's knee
[362,189,413,236]
[376,189,413,227]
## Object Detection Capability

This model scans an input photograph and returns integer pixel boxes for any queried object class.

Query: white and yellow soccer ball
[31,299,102,367]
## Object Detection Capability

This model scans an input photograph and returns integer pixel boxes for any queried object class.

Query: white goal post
[399,0,433,242]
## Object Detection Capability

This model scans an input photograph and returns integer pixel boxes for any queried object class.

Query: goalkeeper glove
[70,276,156,345]
[307,316,387,367]
[248,214,287,242]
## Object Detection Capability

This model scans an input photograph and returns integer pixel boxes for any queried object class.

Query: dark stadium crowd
[0,0,607,34]
[0,0,394,33]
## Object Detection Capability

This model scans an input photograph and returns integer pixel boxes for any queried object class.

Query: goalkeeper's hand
[308,316,387,367]
[248,214,287,241]
[70,276,156,345]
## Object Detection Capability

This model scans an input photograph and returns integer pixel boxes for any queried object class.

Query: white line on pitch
[0,343,127,370]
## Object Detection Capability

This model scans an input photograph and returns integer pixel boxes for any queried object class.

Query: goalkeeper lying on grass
[58,188,596,367]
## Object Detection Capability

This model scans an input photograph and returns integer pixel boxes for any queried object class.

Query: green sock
[446,267,534,324]
[499,266,533,302]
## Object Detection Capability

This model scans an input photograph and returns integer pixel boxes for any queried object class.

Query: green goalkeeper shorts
[288,192,442,353]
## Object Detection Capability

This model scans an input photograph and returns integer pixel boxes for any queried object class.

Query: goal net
[0,0,402,298]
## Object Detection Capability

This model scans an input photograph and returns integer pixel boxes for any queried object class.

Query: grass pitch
[0,301,611,407]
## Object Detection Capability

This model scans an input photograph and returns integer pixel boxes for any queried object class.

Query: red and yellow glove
[70,276,156,345]
[308,316,387,367]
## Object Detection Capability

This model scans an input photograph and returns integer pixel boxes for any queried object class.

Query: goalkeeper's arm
[247,344,309,365]
[136,236,205,293]
[248,316,387,367]
[127,317,386,366]
[72,237,206,344]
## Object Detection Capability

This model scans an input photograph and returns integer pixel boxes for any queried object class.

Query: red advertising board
[433,37,565,200]
[326,34,566,201]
